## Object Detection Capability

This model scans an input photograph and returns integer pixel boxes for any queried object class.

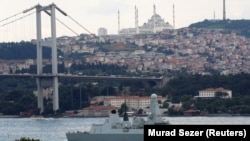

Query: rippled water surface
[0,116,250,141]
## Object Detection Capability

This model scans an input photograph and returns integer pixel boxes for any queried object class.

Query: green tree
[215,92,229,98]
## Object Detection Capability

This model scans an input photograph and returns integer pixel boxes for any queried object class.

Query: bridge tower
[33,3,65,113]
[50,3,59,112]
[36,4,44,113]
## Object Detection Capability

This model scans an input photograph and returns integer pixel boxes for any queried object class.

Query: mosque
[119,4,173,35]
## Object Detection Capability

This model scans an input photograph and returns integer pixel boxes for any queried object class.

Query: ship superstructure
[66,93,169,141]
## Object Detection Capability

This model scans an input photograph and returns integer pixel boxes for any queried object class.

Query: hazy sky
[1,0,250,42]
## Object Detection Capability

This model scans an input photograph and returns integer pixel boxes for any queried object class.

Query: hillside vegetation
[189,19,250,38]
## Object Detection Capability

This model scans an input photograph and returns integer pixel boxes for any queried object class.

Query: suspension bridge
[0,3,164,113]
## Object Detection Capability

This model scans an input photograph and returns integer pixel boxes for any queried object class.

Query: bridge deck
[0,74,163,81]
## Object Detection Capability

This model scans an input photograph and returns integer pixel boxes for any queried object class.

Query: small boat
[66,93,169,141]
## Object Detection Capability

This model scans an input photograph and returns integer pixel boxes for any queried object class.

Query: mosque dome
[119,4,173,35]
[140,13,173,32]
[151,14,162,20]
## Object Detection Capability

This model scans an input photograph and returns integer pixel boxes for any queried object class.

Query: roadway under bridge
[0,73,163,81]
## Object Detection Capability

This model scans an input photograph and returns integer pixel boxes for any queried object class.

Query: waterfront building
[103,95,163,110]
[196,87,232,99]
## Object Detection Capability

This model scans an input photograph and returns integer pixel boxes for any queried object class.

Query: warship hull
[66,133,143,141]
[66,94,169,141]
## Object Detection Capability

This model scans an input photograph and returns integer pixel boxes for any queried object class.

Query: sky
[0,0,250,42]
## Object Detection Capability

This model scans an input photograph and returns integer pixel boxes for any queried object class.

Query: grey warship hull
[66,94,169,141]
[66,133,143,141]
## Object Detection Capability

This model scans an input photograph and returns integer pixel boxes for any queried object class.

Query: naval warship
[66,93,169,141]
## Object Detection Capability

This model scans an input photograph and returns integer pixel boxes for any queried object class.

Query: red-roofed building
[183,109,200,116]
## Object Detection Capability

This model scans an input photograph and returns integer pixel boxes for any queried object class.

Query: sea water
[0,116,250,141]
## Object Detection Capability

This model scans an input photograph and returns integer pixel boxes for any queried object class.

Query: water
[1,116,250,141]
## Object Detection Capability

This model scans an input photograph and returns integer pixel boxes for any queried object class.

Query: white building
[98,28,108,36]
[103,95,163,110]
[119,4,173,35]
[196,88,232,99]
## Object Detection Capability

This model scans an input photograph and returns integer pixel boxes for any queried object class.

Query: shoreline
[1,114,250,118]
[0,115,20,118]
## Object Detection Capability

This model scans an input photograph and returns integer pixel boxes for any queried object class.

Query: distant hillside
[0,42,61,60]
[189,19,250,38]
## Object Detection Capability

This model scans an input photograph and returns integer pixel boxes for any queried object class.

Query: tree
[215,92,229,98]
[162,101,169,108]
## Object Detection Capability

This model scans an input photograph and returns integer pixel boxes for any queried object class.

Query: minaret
[173,4,175,29]
[153,4,156,15]
[223,0,226,20]
[135,6,139,34]
[153,4,156,33]
[118,10,120,34]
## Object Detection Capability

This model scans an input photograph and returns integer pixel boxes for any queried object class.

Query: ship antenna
[123,92,129,121]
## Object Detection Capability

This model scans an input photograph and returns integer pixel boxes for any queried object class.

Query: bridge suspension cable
[43,3,94,36]
[67,15,94,36]
[0,11,35,28]
[42,10,79,36]
[1,3,95,39]
[0,11,23,23]
[56,18,79,36]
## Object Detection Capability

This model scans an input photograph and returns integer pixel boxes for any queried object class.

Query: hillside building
[119,4,173,35]
[196,87,232,99]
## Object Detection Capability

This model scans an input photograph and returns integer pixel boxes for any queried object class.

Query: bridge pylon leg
[36,5,44,114]
[52,77,59,111]
[36,78,44,113]
[51,4,59,112]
